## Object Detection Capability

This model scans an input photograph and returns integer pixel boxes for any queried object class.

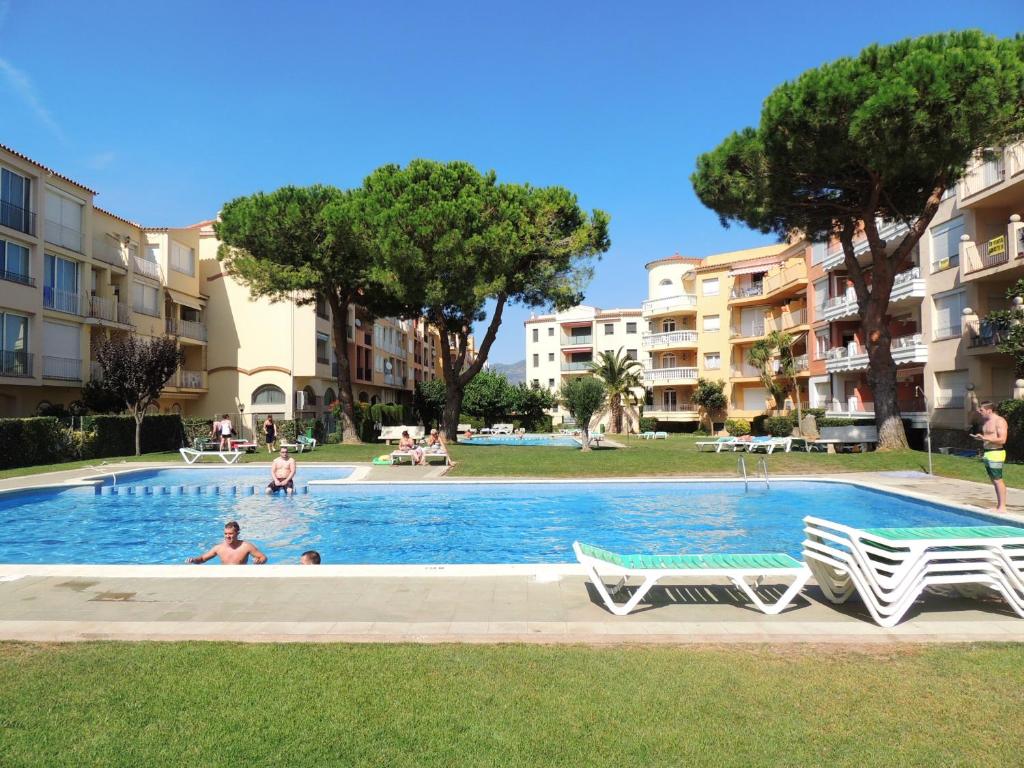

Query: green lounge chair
[573,541,811,616]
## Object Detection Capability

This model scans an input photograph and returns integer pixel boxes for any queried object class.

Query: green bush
[0,417,68,468]
[724,417,751,436]
[182,417,213,447]
[458,414,486,430]
[763,415,796,437]
[817,417,856,428]
[639,417,657,433]
[998,399,1024,461]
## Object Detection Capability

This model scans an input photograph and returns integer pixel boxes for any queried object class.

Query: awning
[730,263,778,277]
[166,289,204,310]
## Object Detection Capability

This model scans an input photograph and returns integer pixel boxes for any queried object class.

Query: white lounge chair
[695,437,739,452]
[390,451,416,465]
[179,447,242,465]
[491,423,514,435]
[745,436,790,454]
[573,541,811,616]
[653,431,668,439]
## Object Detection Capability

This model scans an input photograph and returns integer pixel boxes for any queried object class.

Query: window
[532,379,540,387]
[548,352,554,362]
[531,327,539,342]
[703,314,720,333]
[626,322,637,334]
[548,378,555,388]
[169,241,195,276]
[626,349,638,361]
[42,320,80,376]
[0,168,32,234]
[547,327,554,336]
[532,353,539,367]
[0,239,31,284]
[933,291,965,339]
[252,384,286,405]
[703,352,720,370]
[316,332,330,363]
[315,296,328,319]
[44,189,83,251]
[815,330,830,359]
[144,243,159,263]
[811,242,826,265]
[934,370,968,409]
[929,216,964,272]
[132,281,160,316]
[0,311,29,375]
[813,278,828,313]
[662,319,676,333]
[604,323,614,335]
[702,277,720,296]
[43,253,79,313]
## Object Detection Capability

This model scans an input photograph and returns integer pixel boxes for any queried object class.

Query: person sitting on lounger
[186,521,267,565]
[421,429,449,464]
[266,446,296,494]
[398,430,424,464]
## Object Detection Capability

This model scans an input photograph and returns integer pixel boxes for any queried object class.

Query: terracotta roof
[93,205,142,229]
[0,143,98,195]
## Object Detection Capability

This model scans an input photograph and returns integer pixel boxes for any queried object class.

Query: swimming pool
[0,479,1014,565]
[463,434,580,447]
[93,466,355,488]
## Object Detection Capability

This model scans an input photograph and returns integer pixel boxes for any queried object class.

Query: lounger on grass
[695,437,739,452]
[179,447,242,465]
[573,541,811,616]
[390,451,416,465]
[745,436,790,454]
[423,451,451,466]
[653,431,668,439]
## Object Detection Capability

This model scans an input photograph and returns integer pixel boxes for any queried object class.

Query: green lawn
[0,642,1021,767]
[1,434,1017,490]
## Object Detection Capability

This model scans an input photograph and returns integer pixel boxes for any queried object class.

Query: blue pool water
[96,466,354,488]
[0,480,1014,565]
[464,435,580,447]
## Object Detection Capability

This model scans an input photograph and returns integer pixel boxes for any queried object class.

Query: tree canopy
[692,31,1024,448]
[559,376,607,452]
[356,159,610,439]
[692,378,727,433]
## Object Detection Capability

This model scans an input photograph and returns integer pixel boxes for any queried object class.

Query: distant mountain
[487,359,525,384]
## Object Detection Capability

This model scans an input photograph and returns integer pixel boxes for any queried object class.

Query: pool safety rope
[96,485,309,496]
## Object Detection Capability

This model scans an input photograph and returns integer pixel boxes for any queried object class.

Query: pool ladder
[737,456,770,491]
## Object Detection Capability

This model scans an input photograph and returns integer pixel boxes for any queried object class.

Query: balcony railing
[963,236,1010,274]
[45,220,84,253]
[826,397,927,414]
[643,366,698,383]
[0,350,33,377]
[177,369,207,389]
[761,262,807,296]
[730,283,764,300]
[43,287,85,315]
[562,334,593,346]
[959,154,1005,199]
[825,333,926,372]
[88,295,133,326]
[0,199,36,235]
[166,317,208,341]
[731,363,762,378]
[730,322,764,339]
[1009,141,1024,178]
[42,356,82,381]
[641,294,698,316]
[645,402,697,414]
[0,269,34,287]
[133,255,161,280]
[561,360,593,372]
[642,330,698,349]
[92,237,126,268]
[852,220,909,256]
[778,308,808,329]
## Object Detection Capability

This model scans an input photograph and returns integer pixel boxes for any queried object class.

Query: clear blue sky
[1,1,1017,363]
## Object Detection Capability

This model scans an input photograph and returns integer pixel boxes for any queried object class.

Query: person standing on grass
[186,521,267,565]
[971,402,1008,514]
[264,415,277,453]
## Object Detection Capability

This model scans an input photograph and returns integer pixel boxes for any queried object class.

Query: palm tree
[588,347,643,434]
[747,331,804,427]
[747,339,786,410]
[768,330,804,431]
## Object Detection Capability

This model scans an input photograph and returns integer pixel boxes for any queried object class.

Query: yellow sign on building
[988,235,1006,257]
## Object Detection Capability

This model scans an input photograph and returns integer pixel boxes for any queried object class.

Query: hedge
[638,417,657,434]
[0,417,69,468]
[998,399,1024,461]
[84,415,185,457]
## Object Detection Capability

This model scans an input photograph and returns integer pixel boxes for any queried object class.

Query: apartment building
[524,305,644,427]
[0,143,443,433]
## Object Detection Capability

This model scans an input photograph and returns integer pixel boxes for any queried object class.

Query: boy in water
[186,521,267,565]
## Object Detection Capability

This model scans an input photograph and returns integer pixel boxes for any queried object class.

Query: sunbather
[398,430,424,464]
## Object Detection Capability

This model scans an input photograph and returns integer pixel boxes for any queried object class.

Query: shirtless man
[267,446,296,494]
[971,401,1008,513]
[186,521,267,565]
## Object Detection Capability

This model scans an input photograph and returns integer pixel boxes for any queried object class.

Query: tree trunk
[611,395,622,434]
[442,386,465,442]
[580,424,591,452]
[865,333,908,450]
[134,409,143,456]
[327,294,361,444]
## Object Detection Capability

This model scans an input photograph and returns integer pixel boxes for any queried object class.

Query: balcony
[729,282,764,301]
[642,330,698,350]
[823,220,910,272]
[823,241,846,271]
[42,356,82,381]
[730,362,762,379]
[88,295,133,326]
[92,237,126,269]
[761,261,808,298]
[958,153,1006,200]
[775,308,808,330]
[0,350,33,378]
[0,268,34,287]
[820,268,924,322]
[645,403,698,418]
[177,369,207,389]
[641,294,698,318]
[133,255,161,280]
[561,333,593,347]
[166,317,207,341]
[961,218,1024,278]
[825,333,927,373]
[644,366,698,385]
[730,321,765,339]
[44,220,84,253]
[826,397,927,417]
[0,200,36,236]
[561,360,593,372]
[43,287,85,316]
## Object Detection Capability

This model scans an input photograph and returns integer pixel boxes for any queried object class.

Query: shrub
[998,399,1024,461]
[458,414,486,430]
[639,417,657,433]
[817,417,856,428]
[84,415,185,457]
[182,417,213,447]
[763,415,796,437]
[724,417,751,436]
[0,417,72,468]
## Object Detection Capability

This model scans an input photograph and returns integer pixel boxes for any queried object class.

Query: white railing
[42,356,82,380]
[45,220,84,252]
[133,255,161,280]
[561,361,593,372]
[779,308,807,329]
[642,330,698,349]
[731,363,762,378]
[178,369,207,389]
[959,154,1005,198]
[43,287,85,315]
[166,317,208,342]
[643,366,698,383]
[825,334,926,372]
[730,283,764,300]
[645,403,697,414]
[92,237,126,268]
[88,295,133,325]
[1009,141,1024,178]
[730,322,764,339]
[852,220,909,256]
[641,294,698,315]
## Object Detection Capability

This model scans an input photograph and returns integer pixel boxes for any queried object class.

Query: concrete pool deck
[1,465,1024,644]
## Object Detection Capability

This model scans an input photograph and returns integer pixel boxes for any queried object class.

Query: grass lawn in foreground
[4,434,1014,489]
[0,642,1021,767]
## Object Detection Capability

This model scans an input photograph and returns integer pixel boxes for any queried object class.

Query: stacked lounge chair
[803,516,1024,627]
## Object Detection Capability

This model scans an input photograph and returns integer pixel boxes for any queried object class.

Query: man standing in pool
[186,521,267,565]
[267,446,296,495]
[971,401,1008,514]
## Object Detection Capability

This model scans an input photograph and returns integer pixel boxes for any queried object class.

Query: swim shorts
[267,479,295,493]
[983,450,1006,480]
